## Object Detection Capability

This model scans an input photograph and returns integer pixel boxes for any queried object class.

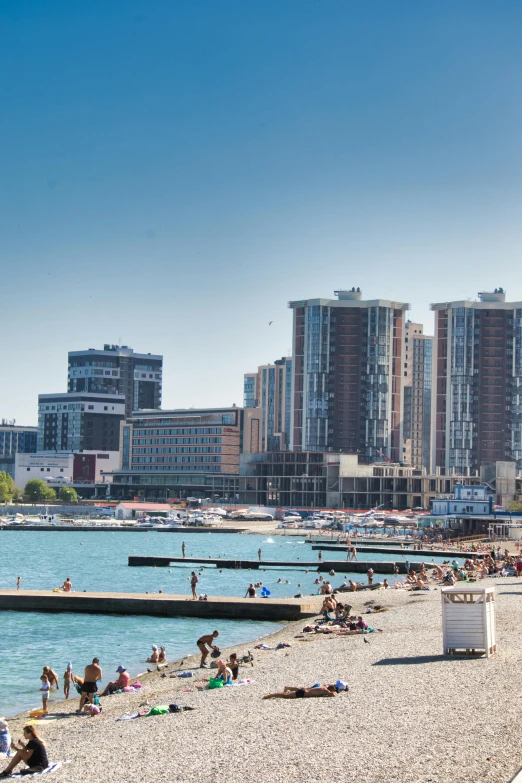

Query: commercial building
[109,406,262,501]
[15,452,120,490]
[402,321,432,470]
[239,452,481,510]
[0,422,38,456]
[68,344,163,419]
[289,289,409,462]
[38,393,125,452]
[431,289,522,473]
[243,357,292,451]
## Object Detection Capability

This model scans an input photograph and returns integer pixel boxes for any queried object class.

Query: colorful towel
[9,760,70,777]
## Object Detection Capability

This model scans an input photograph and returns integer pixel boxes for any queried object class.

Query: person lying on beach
[197,631,220,668]
[0,725,48,778]
[42,666,59,690]
[263,685,338,699]
[147,646,160,663]
[100,665,130,696]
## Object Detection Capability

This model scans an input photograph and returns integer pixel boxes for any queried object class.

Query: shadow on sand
[372,654,447,666]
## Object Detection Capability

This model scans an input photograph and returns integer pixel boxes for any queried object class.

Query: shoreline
[4,575,522,783]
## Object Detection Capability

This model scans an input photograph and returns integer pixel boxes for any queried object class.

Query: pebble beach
[3,575,522,783]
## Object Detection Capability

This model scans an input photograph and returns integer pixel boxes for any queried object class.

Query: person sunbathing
[263,685,338,699]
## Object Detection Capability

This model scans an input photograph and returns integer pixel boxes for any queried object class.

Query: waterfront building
[243,357,292,451]
[38,393,125,452]
[288,289,409,462]
[68,344,163,419]
[109,406,262,501]
[431,289,522,473]
[15,451,120,490]
[239,451,481,510]
[402,321,432,471]
[0,421,38,456]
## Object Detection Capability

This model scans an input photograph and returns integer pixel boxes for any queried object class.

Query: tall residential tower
[289,289,409,462]
[431,289,522,473]
[402,321,432,470]
[243,357,292,451]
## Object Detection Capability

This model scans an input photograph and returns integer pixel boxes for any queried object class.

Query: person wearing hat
[99,666,130,697]
[147,646,159,663]
[0,718,10,757]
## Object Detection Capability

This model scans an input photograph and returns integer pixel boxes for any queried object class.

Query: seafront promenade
[4,576,522,783]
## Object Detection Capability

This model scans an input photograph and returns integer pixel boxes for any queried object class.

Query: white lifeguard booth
[441,585,496,658]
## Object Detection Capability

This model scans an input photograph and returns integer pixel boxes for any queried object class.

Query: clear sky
[2,0,522,424]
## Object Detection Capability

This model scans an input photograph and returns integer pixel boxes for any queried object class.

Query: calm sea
[0,530,453,716]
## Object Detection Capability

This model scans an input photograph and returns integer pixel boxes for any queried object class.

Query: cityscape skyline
[2,1,522,423]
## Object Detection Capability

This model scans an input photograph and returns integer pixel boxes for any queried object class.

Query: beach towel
[8,760,70,777]
[254,643,290,651]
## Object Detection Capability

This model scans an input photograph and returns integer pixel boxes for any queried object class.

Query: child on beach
[63,663,73,699]
[40,675,50,713]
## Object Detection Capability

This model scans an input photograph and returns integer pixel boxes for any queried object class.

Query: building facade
[431,289,522,473]
[68,345,163,419]
[239,452,480,510]
[38,393,125,452]
[402,321,432,470]
[289,289,409,462]
[243,357,292,451]
[0,422,38,456]
[110,406,262,500]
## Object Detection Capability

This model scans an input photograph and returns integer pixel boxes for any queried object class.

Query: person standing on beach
[63,663,73,699]
[16,576,21,590]
[39,675,50,713]
[258,547,262,562]
[197,631,219,667]
[78,658,102,713]
[42,667,59,690]
[190,571,198,599]
[182,541,186,558]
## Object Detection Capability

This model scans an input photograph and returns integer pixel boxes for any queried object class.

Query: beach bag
[210,648,221,659]
[208,677,224,690]
[147,705,169,716]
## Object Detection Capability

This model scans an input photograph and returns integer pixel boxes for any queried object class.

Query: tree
[507,500,522,512]
[0,477,10,503]
[59,487,78,503]
[24,479,56,504]
[0,472,21,503]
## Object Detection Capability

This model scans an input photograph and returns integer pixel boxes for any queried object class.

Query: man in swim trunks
[78,658,102,712]
[197,631,219,667]
[263,685,338,699]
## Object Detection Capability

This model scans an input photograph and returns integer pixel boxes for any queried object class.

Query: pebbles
[5,578,522,782]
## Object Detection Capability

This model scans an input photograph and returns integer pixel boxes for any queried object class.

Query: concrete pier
[309,544,481,558]
[128,555,434,574]
[0,590,321,621]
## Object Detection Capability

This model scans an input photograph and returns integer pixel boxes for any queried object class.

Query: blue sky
[2,0,522,423]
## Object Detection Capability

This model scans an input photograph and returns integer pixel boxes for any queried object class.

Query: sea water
[0,530,455,716]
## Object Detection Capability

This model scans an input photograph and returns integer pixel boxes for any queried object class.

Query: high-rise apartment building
[38,393,125,452]
[402,321,432,470]
[68,345,163,419]
[289,289,409,461]
[431,289,522,473]
[243,358,292,451]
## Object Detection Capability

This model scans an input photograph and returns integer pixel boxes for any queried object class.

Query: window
[104,406,108,411]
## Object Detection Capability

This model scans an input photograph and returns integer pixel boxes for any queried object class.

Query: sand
[3,576,522,783]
